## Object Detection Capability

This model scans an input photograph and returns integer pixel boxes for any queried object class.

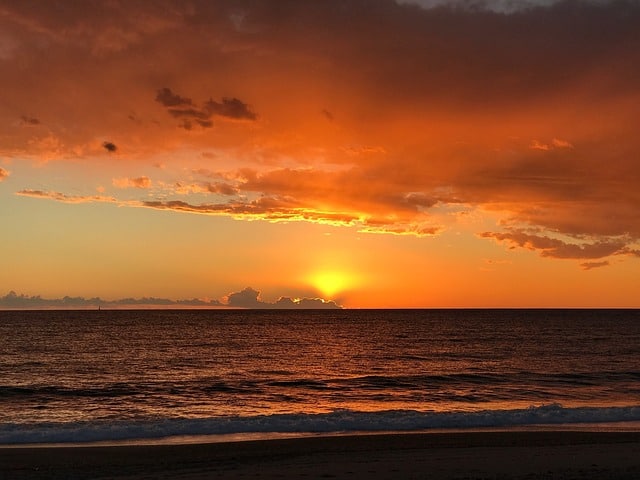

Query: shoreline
[2,430,639,479]
[4,420,640,449]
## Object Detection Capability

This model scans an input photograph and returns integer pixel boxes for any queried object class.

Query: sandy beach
[1,430,639,479]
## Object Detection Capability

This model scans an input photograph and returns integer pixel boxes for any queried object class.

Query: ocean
[1,309,639,444]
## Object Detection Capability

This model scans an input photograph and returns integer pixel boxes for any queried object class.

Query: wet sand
[2,430,639,479]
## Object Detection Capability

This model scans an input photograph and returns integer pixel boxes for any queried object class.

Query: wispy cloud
[0,167,9,182]
[580,261,610,270]
[16,189,117,204]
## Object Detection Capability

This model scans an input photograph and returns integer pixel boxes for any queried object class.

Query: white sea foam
[2,404,640,444]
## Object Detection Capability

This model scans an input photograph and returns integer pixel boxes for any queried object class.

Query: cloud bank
[0,288,342,310]
[226,287,341,309]
[2,0,640,265]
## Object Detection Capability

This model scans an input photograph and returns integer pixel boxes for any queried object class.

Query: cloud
[225,287,341,309]
[396,0,565,14]
[173,181,238,195]
[155,87,193,107]
[580,261,610,270]
[16,189,117,204]
[20,115,40,126]
[0,288,341,309]
[204,97,257,120]
[480,230,631,260]
[113,176,152,189]
[2,0,640,266]
[360,223,441,237]
[156,87,257,129]
[0,291,222,309]
[529,140,550,151]
[103,141,117,152]
[0,167,9,181]
[551,138,573,149]
[140,198,363,227]
[529,138,574,151]
[138,196,437,236]
[226,287,264,308]
[321,109,334,121]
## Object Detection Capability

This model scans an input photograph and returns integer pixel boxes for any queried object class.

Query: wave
[3,371,639,400]
[2,404,640,444]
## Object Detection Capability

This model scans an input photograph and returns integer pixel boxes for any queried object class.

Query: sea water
[1,309,639,444]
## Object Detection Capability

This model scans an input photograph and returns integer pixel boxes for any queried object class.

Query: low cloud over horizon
[0,288,342,310]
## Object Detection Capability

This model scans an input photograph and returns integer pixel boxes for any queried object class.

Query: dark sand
[1,431,639,479]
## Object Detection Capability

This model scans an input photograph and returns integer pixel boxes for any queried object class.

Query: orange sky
[1,0,639,308]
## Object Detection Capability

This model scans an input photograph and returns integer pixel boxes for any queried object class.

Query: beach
[2,430,640,479]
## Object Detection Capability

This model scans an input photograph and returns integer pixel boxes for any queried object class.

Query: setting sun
[308,271,357,299]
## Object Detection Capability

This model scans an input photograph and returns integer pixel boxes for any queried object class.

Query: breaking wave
[2,404,640,444]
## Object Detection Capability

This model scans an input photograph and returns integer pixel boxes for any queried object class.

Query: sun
[308,271,356,299]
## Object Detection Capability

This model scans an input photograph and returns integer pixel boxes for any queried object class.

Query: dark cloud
[480,230,630,260]
[204,97,257,120]
[103,141,117,152]
[157,88,257,129]
[226,287,341,309]
[321,109,334,121]
[155,88,193,107]
[226,287,264,308]
[167,107,210,120]
[20,115,40,126]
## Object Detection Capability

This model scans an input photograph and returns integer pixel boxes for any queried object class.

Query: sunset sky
[1,0,639,308]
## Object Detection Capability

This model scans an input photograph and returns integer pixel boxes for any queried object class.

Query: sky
[1,0,639,308]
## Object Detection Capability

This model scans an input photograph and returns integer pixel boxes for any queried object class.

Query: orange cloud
[3,0,640,267]
[140,198,362,227]
[0,167,9,181]
[112,176,152,189]
[173,181,238,196]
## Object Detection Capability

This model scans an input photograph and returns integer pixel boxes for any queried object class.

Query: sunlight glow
[309,271,355,298]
